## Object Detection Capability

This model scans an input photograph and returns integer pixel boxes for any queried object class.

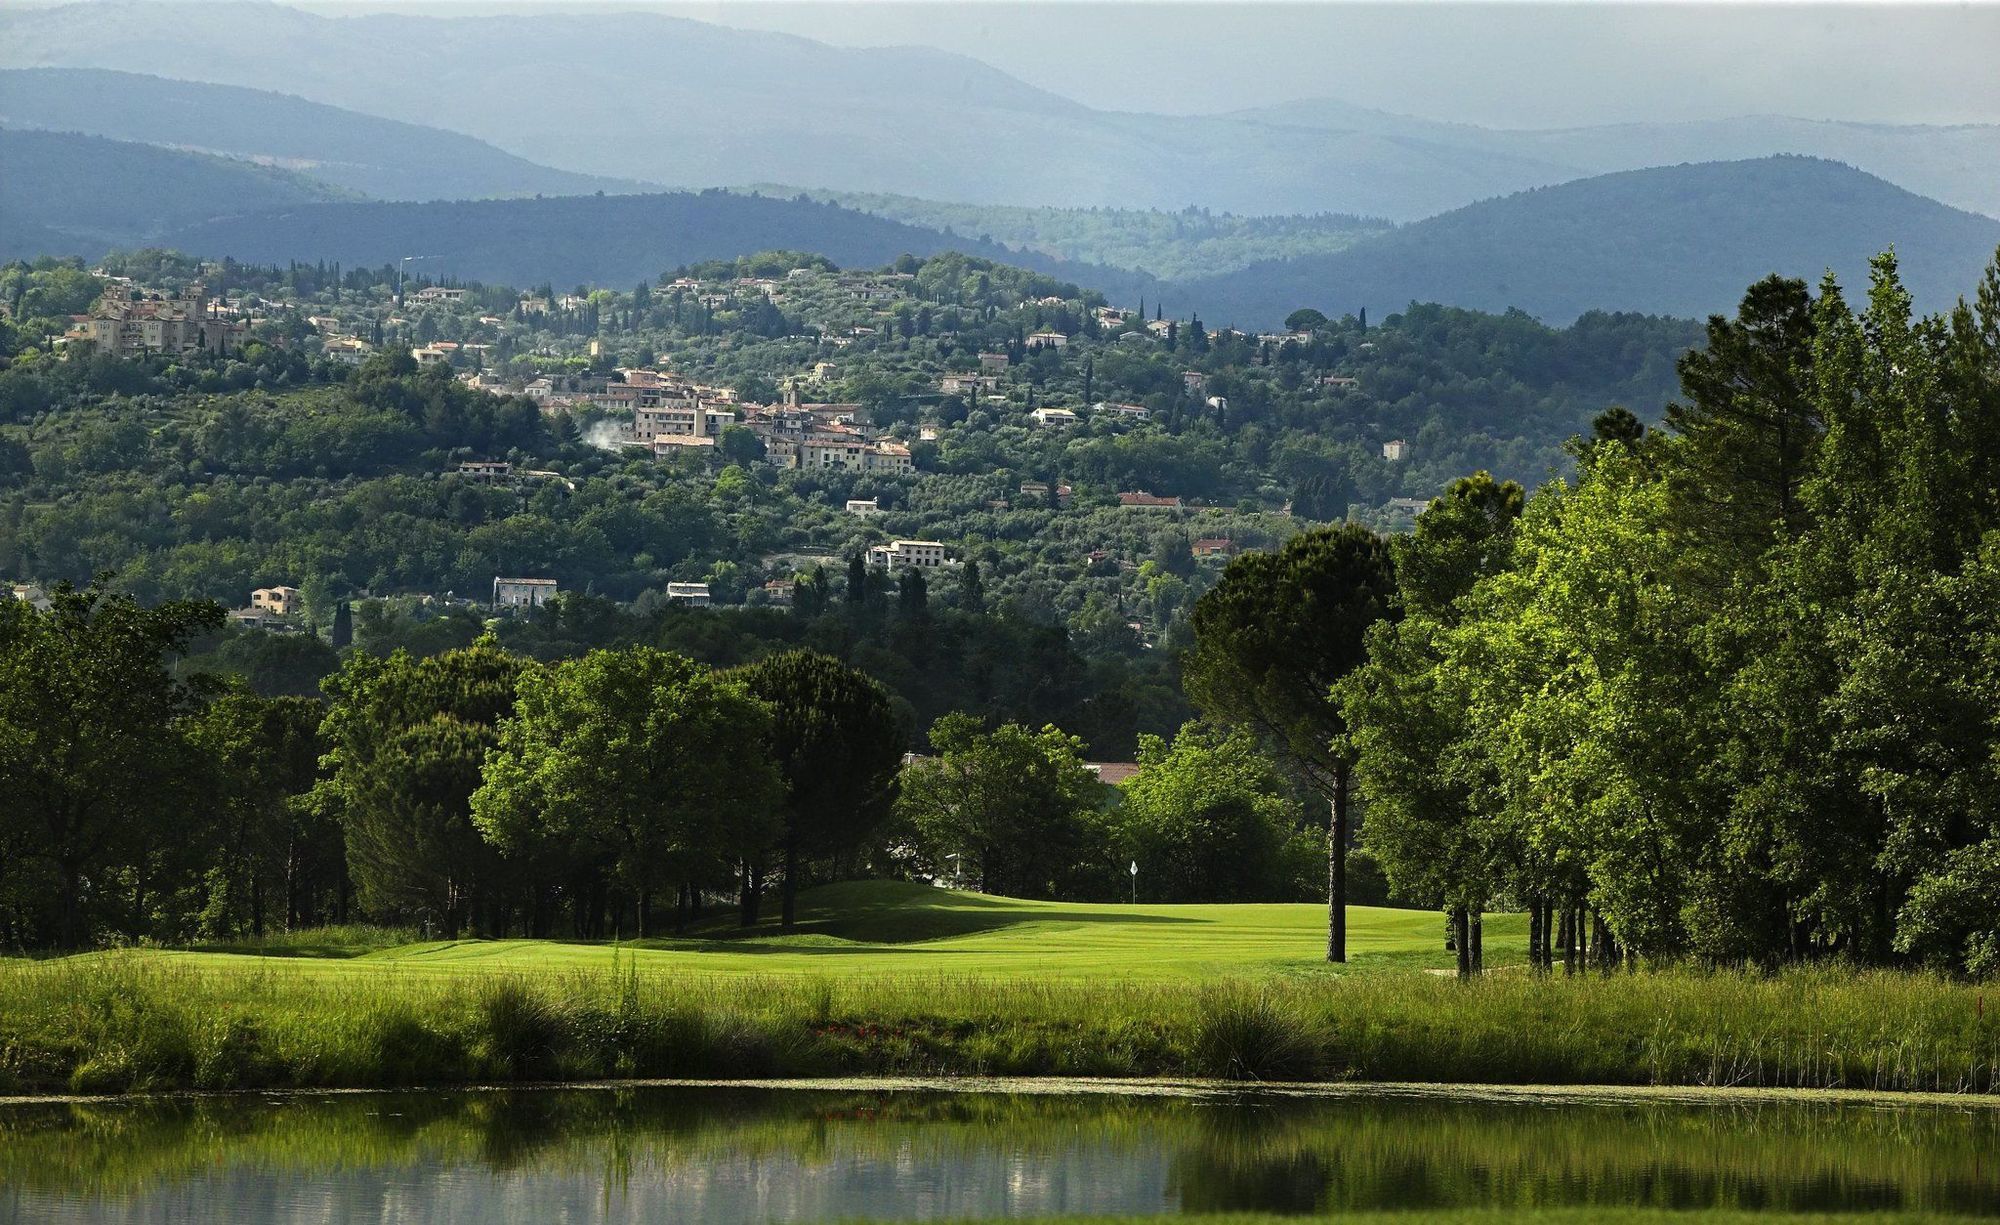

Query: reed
[0,956,1991,1095]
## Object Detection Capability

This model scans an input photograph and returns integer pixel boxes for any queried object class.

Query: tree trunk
[636,887,651,939]
[739,861,761,927]
[1453,907,1471,978]
[1326,767,1348,963]
[781,833,801,931]
[1470,911,1484,974]
[1529,902,1544,972]
[58,860,84,950]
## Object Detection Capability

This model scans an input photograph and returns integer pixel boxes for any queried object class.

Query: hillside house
[1086,762,1141,786]
[324,336,373,366]
[940,373,997,395]
[1027,331,1069,349]
[1382,439,1411,461]
[978,352,1011,373]
[846,498,883,516]
[1094,401,1150,420]
[1192,538,1238,558]
[1118,492,1184,509]
[250,586,300,617]
[665,582,712,606]
[6,583,52,611]
[867,540,953,569]
[455,460,513,482]
[1030,407,1078,428]
[493,576,558,610]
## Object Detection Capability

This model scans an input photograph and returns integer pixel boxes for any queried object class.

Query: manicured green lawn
[96,881,1523,982]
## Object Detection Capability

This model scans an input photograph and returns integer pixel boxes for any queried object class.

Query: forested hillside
[738,186,1392,281]
[0,68,646,201]
[0,127,347,257]
[1182,156,2000,325]
[152,191,1157,300]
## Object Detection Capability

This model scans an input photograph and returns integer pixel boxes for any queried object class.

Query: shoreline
[6,1074,1999,1110]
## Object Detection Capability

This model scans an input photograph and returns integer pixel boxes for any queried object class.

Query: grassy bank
[1,955,1991,1095]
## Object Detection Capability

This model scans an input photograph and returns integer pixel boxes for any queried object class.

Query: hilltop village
[1,246,1697,749]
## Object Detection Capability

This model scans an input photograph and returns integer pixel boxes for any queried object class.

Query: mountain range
[0,68,642,202]
[1180,156,2000,326]
[153,182,1154,300]
[5,126,1996,326]
[3,1,1993,221]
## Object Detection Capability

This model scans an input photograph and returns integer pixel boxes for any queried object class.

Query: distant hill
[1235,99,2000,221]
[7,2,1992,221]
[151,190,1158,297]
[0,68,647,201]
[0,127,346,258]
[1173,157,2000,328]
[737,185,1393,281]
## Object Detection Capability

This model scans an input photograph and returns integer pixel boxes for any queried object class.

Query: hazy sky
[296,1,2000,127]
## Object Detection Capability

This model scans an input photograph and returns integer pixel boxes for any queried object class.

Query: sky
[287,0,2000,127]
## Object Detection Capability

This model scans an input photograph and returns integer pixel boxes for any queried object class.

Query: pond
[1,1080,1994,1222]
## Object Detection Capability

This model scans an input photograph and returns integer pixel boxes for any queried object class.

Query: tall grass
[0,958,1991,1095]
[177,924,419,957]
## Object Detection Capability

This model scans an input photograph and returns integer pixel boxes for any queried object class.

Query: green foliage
[1185,525,1398,795]
[471,646,783,934]
[184,693,330,941]
[897,714,1104,899]
[740,650,904,925]
[0,581,223,946]
[1116,723,1307,902]
[317,637,527,932]
[1344,247,2000,975]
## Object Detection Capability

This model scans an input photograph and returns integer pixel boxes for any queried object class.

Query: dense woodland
[3,243,1998,976]
[1338,252,2000,975]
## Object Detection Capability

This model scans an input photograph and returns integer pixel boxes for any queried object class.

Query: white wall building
[867,540,954,569]
[494,576,558,609]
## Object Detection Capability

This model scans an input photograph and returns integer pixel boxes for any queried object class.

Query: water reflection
[1,1084,1993,1222]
